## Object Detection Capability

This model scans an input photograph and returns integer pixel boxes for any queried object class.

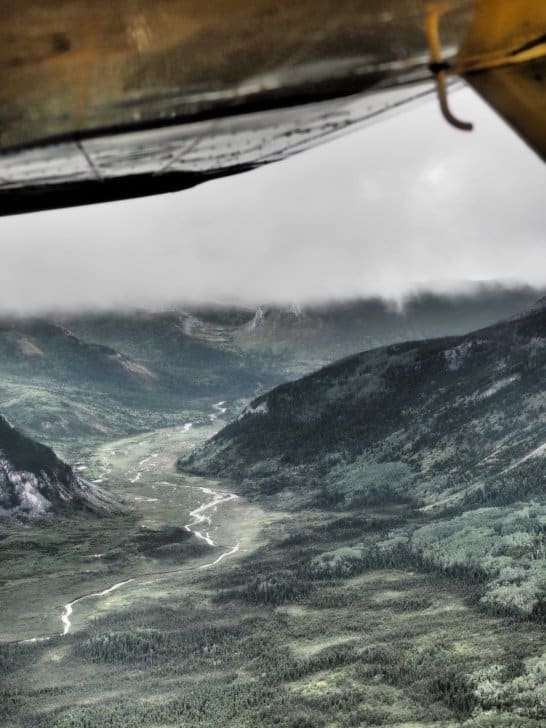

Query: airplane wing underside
[0,1,544,215]
[0,84,440,214]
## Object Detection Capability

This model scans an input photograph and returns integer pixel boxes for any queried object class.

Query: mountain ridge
[0,285,542,457]
[183,294,546,492]
[179,296,546,618]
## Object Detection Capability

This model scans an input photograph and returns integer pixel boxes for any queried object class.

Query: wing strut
[426,4,473,132]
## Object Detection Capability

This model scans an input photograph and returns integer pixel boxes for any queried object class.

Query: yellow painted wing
[454,0,546,160]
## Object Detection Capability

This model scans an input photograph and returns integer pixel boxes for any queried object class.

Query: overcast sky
[1,86,545,315]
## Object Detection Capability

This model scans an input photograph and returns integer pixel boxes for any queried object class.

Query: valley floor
[1,419,270,643]
[1,419,545,727]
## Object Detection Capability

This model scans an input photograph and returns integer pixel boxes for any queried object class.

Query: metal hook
[426,4,473,131]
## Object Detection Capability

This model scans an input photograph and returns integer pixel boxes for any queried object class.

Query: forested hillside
[182,297,546,619]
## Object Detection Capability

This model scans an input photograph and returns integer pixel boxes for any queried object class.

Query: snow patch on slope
[182,314,201,335]
[246,307,265,331]
[527,337,546,354]
[506,442,546,472]
[0,456,52,517]
[112,355,156,379]
[444,341,473,371]
[475,375,519,401]
[238,400,269,420]
[287,303,303,316]
[16,337,43,357]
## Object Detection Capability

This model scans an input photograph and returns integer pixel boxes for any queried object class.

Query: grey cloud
[0,87,544,315]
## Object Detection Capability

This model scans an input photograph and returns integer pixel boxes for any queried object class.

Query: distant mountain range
[0,415,122,518]
[0,284,541,456]
[0,313,279,456]
[235,285,544,370]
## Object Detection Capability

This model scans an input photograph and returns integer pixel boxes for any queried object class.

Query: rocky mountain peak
[0,415,123,518]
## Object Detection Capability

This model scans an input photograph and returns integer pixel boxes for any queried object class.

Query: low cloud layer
[0,87,545,315]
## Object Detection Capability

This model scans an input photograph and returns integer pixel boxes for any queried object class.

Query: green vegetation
[0,425,203,638]
[2,496,545,727]
[2,287,539,455]
[182,300,546,620]
[0,314,282,459]
[2,293,546,726]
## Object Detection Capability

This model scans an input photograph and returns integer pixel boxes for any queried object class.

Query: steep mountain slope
[184,295,546,497]
[61,308,279,397]
[0,320,159,389]
[0,315,280,455]
[63,310,243,367]
[0,415,122,517]
[65,286,542,379]
[181,296,546,617]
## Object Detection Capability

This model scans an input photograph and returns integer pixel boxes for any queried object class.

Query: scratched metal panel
[5,0,544,214]
[0,144,90,189]
[0,84,435,193]
[1,1,475,151]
